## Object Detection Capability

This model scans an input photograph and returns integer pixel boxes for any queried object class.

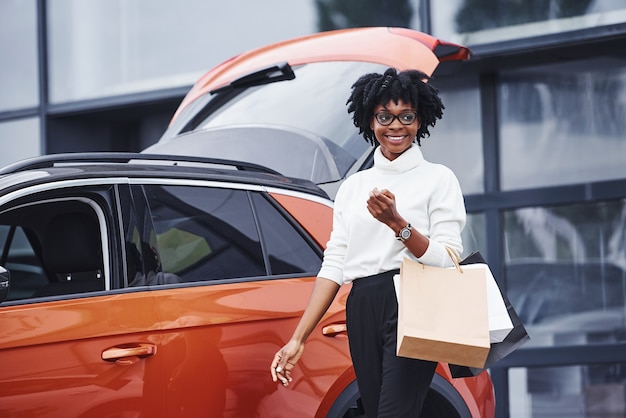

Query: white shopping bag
[460,264,513,343]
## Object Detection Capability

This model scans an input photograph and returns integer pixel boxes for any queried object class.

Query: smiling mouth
[386,135,406,142]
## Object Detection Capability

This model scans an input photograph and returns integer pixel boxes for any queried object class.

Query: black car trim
[326,374,472,418]
[247,191,272,276]
[0,152,281,176]
[115,272,319,292]
[325,379,361,418]
[176,62,297,135]
[209,62,295,95]
[428,374,472,418]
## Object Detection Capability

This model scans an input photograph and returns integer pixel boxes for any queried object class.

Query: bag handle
[445,246,463,273]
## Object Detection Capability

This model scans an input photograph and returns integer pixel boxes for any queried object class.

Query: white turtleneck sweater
[318,144,466,285]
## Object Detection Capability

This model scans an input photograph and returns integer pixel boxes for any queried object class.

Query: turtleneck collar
[373,144,424,173]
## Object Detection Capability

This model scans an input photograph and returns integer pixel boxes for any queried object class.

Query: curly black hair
[346,68,444,146]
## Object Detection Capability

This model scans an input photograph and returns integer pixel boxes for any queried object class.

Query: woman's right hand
[270,339,305,387]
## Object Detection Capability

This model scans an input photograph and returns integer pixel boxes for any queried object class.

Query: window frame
[123,179,324,289]
[0,184,117,304]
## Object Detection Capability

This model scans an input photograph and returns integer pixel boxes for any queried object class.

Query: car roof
[0,153,330,200]
[170,27,471,124]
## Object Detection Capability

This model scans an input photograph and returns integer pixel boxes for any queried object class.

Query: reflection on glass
[47,0,316,102]
[504,200,626,348]
[0,0,38,111]
[143,185,266,282]
[250,193,322,275]
[432,0,626,45]
[199,61,382,162]
[421,76,483,194]
[498,58,626,190]
[510,364,626,418]
[314,0,418,32]
[0,119,40,168]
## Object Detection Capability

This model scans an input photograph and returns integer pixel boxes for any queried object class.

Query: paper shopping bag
[482,263,513,343]
[397,257,491,369]
[448,251,530,378]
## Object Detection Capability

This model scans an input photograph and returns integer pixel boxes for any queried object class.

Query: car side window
[250,192,322,275]
[142,184,266,282]
[0,225,46,300]
[0,199,106,302]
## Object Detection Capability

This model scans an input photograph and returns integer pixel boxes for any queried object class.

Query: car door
[128,181,353,417]
[0,183,166,417]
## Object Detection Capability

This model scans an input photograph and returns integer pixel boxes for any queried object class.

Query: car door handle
[322,323,347,337]
[102,343,157,365]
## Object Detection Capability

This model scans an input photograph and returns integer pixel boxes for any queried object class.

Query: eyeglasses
[374,111,418,126]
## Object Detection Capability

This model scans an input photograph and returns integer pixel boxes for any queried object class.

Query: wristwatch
[396,223,412,242]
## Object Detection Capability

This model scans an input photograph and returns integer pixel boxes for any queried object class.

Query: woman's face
[370,99,420,161]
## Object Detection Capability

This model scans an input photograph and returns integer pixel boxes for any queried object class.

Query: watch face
[401,228,411,240]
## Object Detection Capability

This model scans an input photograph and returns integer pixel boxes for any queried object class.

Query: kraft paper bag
[397,257,491,369]
[449,251,530,378]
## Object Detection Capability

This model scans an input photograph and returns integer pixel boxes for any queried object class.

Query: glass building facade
[1,0,626,416]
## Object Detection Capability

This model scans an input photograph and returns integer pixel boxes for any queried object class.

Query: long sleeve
[318,145,466,285]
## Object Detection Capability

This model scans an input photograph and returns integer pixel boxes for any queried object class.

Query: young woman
[270,68,466,417]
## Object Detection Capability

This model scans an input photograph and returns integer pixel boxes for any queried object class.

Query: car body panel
[449,369,497,417]
[149,277,352,417]
[0,279,353,417]
[269,191,333,248]
[0,293,164,417]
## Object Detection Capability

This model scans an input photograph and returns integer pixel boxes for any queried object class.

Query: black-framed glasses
[374,111,418,126]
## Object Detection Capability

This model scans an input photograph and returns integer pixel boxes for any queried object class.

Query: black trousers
[346,270,437,418]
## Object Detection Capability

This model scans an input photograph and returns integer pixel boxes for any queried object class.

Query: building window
[0,0,38,112]
[47,0,317,103]
[431,1,626,46]
[0,118,40,167]
[498,58,626,190]
[509,363,626,418]
[504,199,626,348]
[462,212,487,257]
[422,75,483,195]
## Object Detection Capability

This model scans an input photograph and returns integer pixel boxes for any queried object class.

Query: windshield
[157,61,389,183]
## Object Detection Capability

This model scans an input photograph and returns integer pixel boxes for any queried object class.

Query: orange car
[0,152,493,417]
[0,29,494,418]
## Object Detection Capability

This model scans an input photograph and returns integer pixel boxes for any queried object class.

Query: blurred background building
[1,0,626,416]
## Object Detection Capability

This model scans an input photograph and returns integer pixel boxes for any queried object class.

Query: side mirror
[0,266,9,303]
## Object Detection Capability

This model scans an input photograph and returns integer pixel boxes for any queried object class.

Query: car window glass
[0,199,106,302]
[250,192,322,275]
[156,62,387,184]
[0,225,46,301]
[143,185,265,283]
[199,62,382,158]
